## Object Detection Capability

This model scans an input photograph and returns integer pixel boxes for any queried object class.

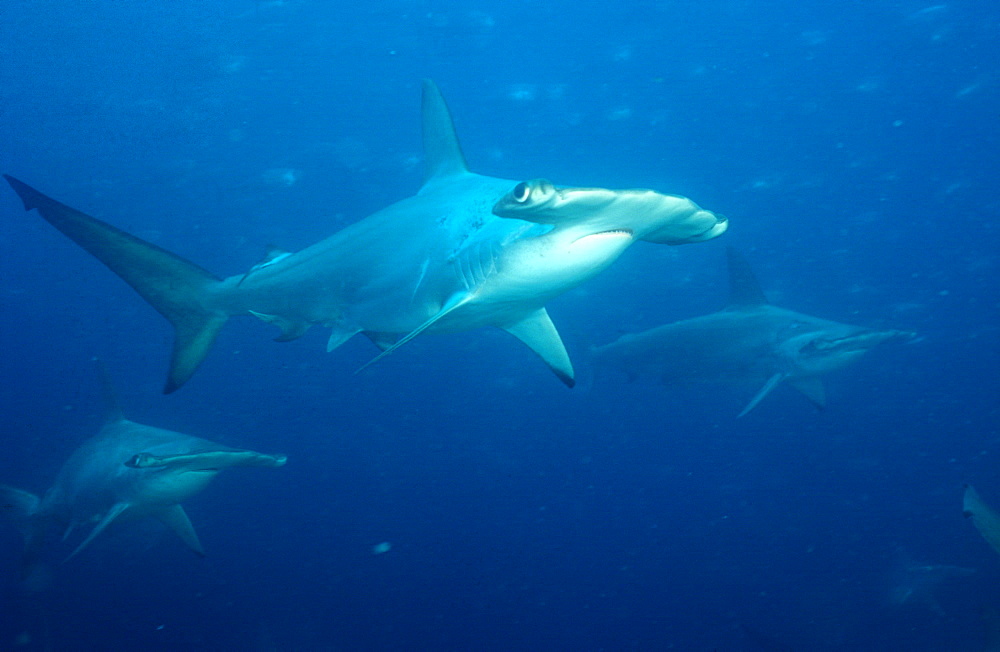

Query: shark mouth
[573,229,634,244]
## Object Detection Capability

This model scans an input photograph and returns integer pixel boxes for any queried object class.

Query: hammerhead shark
[887,554,975,616]
[3,80,727,392]
[591,248,915,416]
[0,377,286,568]
[964,485,1000,557]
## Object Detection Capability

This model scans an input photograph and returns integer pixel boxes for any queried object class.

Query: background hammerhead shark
[3,80,727,392]
[0,372,286,572]
[592,248,915,416]
[964,485,1000,557]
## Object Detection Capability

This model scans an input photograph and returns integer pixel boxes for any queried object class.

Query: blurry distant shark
[3,80,726,392]
[591,248,915,416]
[964,485,1000,557]
[887,554,975,616]
[0,375,286,569]
[962,487,1000,651]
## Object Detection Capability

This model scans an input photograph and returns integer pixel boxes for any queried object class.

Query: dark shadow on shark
[0,370,286,578]
[591,248,916,417]
[3,80,727,392]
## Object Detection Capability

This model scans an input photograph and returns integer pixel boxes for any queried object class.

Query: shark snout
[800,328,915,357]
[846,328,917,350]
[641,207,729,245]
[689,211,728,242]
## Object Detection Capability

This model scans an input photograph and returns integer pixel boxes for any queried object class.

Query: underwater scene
[0,1,998,650]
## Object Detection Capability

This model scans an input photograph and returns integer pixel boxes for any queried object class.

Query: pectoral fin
[155,505,205,556]
[503,308,575,387]
[738,373,786,418]
[125,449,287,472]
[789,377,826,410]
[356,291,474,374]
[67,502,130,560]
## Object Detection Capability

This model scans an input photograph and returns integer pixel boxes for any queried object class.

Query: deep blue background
[1,1,997,649]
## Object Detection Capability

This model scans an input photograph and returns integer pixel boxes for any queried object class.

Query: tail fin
[4,176,228,392]
[0,485,47,578]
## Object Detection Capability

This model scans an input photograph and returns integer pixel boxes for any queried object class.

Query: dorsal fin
[727,247,768,307]
[95,359,125,423]
[421,79,469,185]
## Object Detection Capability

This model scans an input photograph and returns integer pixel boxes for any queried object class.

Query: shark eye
[512,182,531,203]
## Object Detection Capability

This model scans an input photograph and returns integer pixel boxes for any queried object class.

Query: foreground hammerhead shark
[4,80,727,392]
[0,376,286,568]
[592,248,915,416]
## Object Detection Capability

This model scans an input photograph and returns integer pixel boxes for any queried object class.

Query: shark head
[777,320,916,378]
[123,448,287,507]
[477,179,727,306]
[493,179,727,245]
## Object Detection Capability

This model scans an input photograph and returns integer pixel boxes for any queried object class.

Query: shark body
[4,80,726,392]
[0,383,285,566]
[592,248,914,416]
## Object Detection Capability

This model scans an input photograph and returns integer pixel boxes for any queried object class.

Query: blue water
[1,1,997,649]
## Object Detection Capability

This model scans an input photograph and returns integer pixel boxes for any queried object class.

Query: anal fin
[249,310,311,342]
[155,505,205,556]
[503,308,575,387]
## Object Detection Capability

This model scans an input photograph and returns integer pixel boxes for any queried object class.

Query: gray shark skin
[0,385,286,566]
[4,80,727,392]
[592,248,915,416]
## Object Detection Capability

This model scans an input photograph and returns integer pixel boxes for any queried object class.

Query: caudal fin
[0,485,48,579]
[0,485,41,537]
[4,176,228,392]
